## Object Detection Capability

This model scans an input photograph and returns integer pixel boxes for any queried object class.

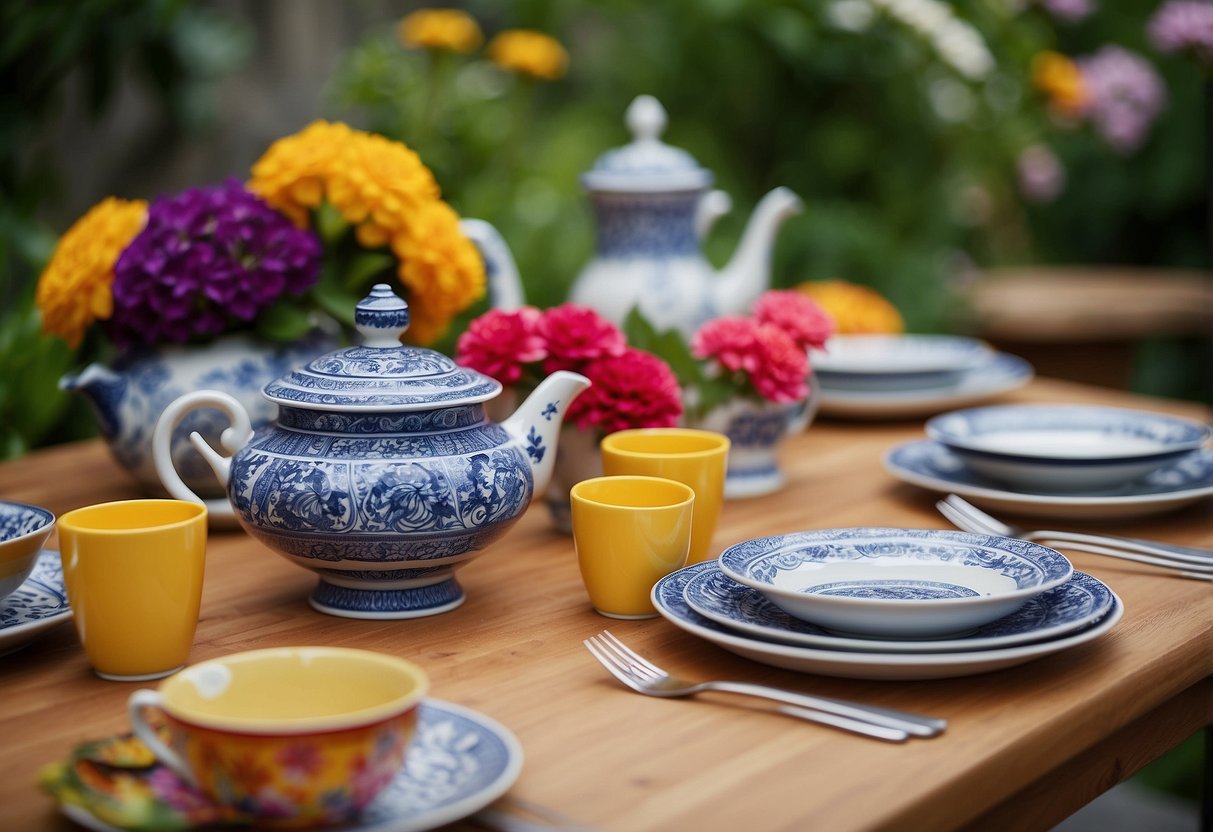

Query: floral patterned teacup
[128,646,428,828]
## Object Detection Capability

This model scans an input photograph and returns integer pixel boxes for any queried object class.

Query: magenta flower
[692,316,810,404]
[1148,1,1213,65]
[566,348,683,434]
[455,306,545,385]
[536,304,627,374]
[106,178,321,348]
[1076,46,1167,154]
[751,289,835,351]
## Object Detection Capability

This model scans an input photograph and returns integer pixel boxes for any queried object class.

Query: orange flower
[486,29,569,80]
[1031,51,1088,116]
[794,280,904,335]
[398,9,483,53]
[35,197,147,348]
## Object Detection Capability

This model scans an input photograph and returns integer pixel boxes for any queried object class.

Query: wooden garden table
[0,377,1210,831]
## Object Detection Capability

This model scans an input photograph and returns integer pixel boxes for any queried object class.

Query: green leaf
[314,202,349,246]
[341,251,396,295]
[254,303,314,342]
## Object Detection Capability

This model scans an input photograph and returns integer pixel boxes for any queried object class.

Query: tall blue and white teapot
[152,284,590,619]
[568,95,803,337]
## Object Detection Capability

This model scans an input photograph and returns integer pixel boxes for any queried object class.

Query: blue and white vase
[692,384,818,500]
[60,331,336,504]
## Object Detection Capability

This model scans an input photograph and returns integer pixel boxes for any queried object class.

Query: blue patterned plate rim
[0,549,71,652]
[652,561,1124,668]
[817,353,1033,405]
[926,404,1210,463]
[0,499,55,543]
[59,699,524,832]
[683,564,1114,653]
[718,527,1073,606]
[884,441,1213,505]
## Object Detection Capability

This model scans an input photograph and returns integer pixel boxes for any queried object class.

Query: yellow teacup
[571,476,695,619]
[58,499,207,681]
[600,428,729,563]
[129,647,428,828]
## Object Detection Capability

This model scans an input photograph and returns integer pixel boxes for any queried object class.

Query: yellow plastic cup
[600,428,729,563]
[58,499,207,681]
[571,476,694,619]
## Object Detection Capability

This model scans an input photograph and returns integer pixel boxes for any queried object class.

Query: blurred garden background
[2,0,1210,457]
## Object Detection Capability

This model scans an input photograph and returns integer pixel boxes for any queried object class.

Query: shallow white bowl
[718,528,1073,638]
[926,404,1210,491]
[0,500,56,601]
[811,335,993,392]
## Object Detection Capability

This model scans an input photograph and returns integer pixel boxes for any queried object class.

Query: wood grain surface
[0,378,1209,831]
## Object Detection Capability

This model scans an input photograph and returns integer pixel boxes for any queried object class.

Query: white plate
[652,561,1124,681]
[717,527,1072,638]
[925,405,1210,491]
[884,440,1213,520]
[0,549,71,657]
[811,335,993,391]
[817,353,1034,419]
[60,699,523,832]
[684,565,1115,653]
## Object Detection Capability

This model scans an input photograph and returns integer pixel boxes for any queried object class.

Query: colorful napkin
[40,730,250,831]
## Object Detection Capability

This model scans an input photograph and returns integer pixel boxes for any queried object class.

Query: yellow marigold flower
[795,280,904,335]
[398,8,483,53]
[248,120,484,345]
[1031,51,1088,116]
[35,197,147,348]
[487,29,569,80]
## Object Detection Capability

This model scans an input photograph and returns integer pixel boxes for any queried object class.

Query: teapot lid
[581,95,713,193]
[262,284,501,412]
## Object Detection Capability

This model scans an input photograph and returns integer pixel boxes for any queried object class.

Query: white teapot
[568,95,803,337]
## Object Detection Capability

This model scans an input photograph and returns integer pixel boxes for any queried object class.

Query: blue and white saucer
[817,353,1033,420]
[651,561,1123,681]
[684,565,1114,653]
[61,699,524,832]
[0,549,71,657]
[884,441,1213,520]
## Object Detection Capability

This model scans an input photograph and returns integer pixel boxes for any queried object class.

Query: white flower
[869,0,996,80]
[828,0,876,31]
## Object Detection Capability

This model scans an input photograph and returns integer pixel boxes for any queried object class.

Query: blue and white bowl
[0,500,55,601]
[926,404,1211,492]
[718,528,1073,638]
[811,335,993,392]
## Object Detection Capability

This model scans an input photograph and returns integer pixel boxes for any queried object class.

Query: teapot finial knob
[356,284,410,348]
[626,95,667,142]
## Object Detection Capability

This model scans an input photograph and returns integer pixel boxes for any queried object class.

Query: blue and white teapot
[152,284,590,619]
[568,95,803,338]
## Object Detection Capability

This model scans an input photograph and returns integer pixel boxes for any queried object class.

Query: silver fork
[583,631,946,743]
[936,495,1213,581]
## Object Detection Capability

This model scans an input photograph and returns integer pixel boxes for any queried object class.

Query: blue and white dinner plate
[651,561,1124,681]
[811,334,994,392]
[817,353,1034,420]
[884,441,1213,521]
[0,549,71,657]
[683,564,1114,653]
[925,404,1210,492]
[61,699,524,832]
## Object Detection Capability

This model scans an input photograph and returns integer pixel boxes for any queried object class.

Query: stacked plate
[810,335,1033,419]
[651,528,1123,680]
[885,404,1213,519]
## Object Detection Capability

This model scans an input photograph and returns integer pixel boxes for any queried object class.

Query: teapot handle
[152,390,253,521]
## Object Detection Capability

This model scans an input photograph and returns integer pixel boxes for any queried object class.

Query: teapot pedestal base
[308,578,465,619]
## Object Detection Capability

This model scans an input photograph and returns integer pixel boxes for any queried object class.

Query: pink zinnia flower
[455,306,545,385]
[749,323,810,403]
[566,348,683,434]
[536,304,627,373]
[690,316,763,375]
[751,289,835,350]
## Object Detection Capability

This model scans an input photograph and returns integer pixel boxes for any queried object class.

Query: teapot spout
[59,363,126,438]
[501,370,591,494]
[459,218,525,310]
[715,186,803,316]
